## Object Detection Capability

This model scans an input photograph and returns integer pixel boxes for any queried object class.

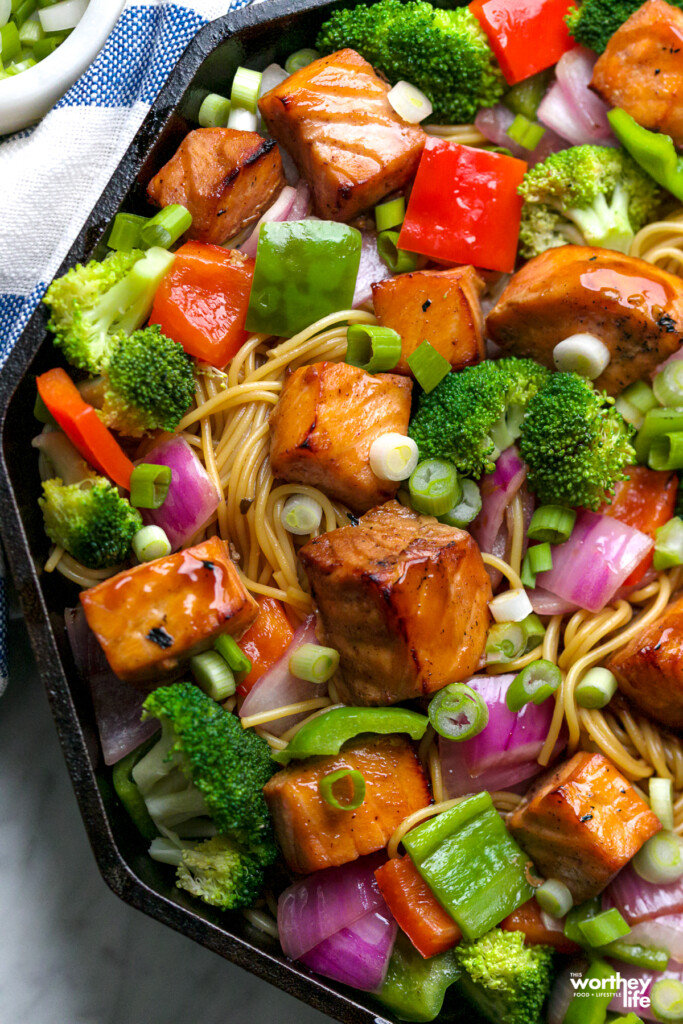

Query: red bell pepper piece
[36,368,134,490]
[236,595,295,697]
[469,0,576,86]
[149,241,255,368]
[599,465,678,587]
[398,139,527,274]
[501,899,580,953]
[374,854,461,959]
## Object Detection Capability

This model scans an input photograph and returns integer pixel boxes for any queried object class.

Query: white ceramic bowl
[0,0,126,136]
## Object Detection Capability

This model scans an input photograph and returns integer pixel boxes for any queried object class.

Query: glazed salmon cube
[263,736,431,874]
[269,361,412,513]
[299,501,492,705]
[147,128,285,245]
[258,49,425,222]
[607,592,683,728]
[372,267,485,376]
[509,752,661,902]
[80,536,258,683]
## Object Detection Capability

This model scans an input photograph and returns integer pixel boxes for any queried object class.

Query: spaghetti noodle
[631,207,683,276]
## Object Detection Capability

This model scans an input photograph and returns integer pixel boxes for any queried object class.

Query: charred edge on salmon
[147,626,174,649]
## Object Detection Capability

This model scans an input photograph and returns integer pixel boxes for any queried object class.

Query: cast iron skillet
[0,3,484,1021]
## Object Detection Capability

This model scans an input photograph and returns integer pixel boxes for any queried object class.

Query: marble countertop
[1,610,331,1024]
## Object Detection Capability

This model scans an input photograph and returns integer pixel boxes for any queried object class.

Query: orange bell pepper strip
[236,595,295,697]
[374,854,461,959]
[501,898,580,954]
[149,241,255,368]
[600,465,678,586]
[36,368,134,490]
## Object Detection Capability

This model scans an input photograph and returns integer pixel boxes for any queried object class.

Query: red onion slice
[471,447,527,556]
[554,47,615,143]
[139,437,220,551]
[353,231,393,308]
[240,186,298,258]
[607,864,683,925]
[475,104,568,165]
[299,906,397,992]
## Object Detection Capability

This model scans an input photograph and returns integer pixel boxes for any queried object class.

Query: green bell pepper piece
[564,897,601,944]
[600,940,668,972]
[608,109,683,202]
[245,220,362,337]
[374,933,460,1022]
[112,733,159,841]
[402,792,534,941]
[564,959,618,1024]
[271,706,429,764]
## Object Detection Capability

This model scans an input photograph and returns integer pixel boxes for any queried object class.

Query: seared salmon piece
[591,0,683,149]
[607,592,683,727]
[263,736,431,873]
[299,501,492,705]
[80,536,258,684]
[146,128,285,245]
[258,49,425,222]
[487,245,683,395]
[509,752,661,903]
[269,361,412,513]
[372,266,485,376]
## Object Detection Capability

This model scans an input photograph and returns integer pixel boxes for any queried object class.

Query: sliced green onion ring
[284,48,319,74]
[552,333,611,379]
[369,433,419,482]
[281,494,323,536]
[132,525,171,562]
[428,681,489,741]
[623,379,659,416]
[615,393,645,430]
[527,505,577,544]
[527,542,553,574]
[649,432,683,472]
[230,65,263,113]
[107,212,148,252]
[130,463,172,509]
[377,229,418,274]
[139,204,192,250]
[387,80,433,123]
[575,667,618,709]
[521,552,537,589]
[654,361,683,408]
[190,650,236,702]
[375,196,406,233]
[506,659,562,712]
[486,614,545,664]
[198,92,231,128]
[650,777,675,831]
[635,408,683,463]
[651,978,683,1022]
[406,340,452,394]
[653,517,683,571]
[633,832,683,885]
[535,878,572,918]
[409,458,460,516]
[214,634,252,675]
[289,643,340,684]
[489,588,534,624]
[319,768,366,810]
[578,907,631,947]
[346,323,402,374]
[506,112,545,150]
[438,478,482,528]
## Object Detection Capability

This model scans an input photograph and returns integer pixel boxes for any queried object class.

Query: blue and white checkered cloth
[0,0,254,695]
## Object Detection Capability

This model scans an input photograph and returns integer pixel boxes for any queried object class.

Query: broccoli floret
[97,325,195,436]
[409,358,550,478]
[454,928,554,1024]
[175,835,265,910]
[519,145,665,258]
[518,372,636,510]
[316,0,505,124]
[566,0,683,53]
[43,247,174,375]
[39,477,142,568]
[133,683,278,866]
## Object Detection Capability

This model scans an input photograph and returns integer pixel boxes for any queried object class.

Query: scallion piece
[38,0,85,32]
[369,432,418,481]
[523,613,546,652]
[107,212,147,252]
[438,478,482,528]
[654,361,683,408]
[633,832,683,884]
[281,494,323,536]
[129,463,172,509]
[535,878,572,918]
[230,65,262,113]
[406,340,451,394]
[387,80,433,123]
[132,525,171,562]
[190,650,236,702]
[563,959,617,1024]
[375,196,406,233]
[14,0,36,27]
[635,408,683,463]
[227,106,258,131]
[139,204,192,250]
[615,393,645,430]
[214,634,252,674]
[527,542,552,574]
[1,20,20,61]
[198,91,231,128]
[521,552,536,589]
[651,979,683,1022]
[0,0,8,26]
[489,588,534,624]
[32,34,59,58]
[506,659,562,712]
[578,906,631,947]
[650,777,675,831]
[284,47,319,74]
[653,516,683,570]
[527,504,576,544]
[624,379,659,415]
[19,17,42,44]
[575,667,617,709]
[7,56,35,73]
[552,333,611,379]
[289,643,340,684]
[409,458,460,516]
[318,768,366,810]
[377,229,418,274]
[346,323,401,374]
[485,614,544,665]
[506,112,545,150]
[428,681,489,741]
[649,431,683,471]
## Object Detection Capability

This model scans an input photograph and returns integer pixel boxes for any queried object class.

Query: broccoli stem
[562,184,634,254]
